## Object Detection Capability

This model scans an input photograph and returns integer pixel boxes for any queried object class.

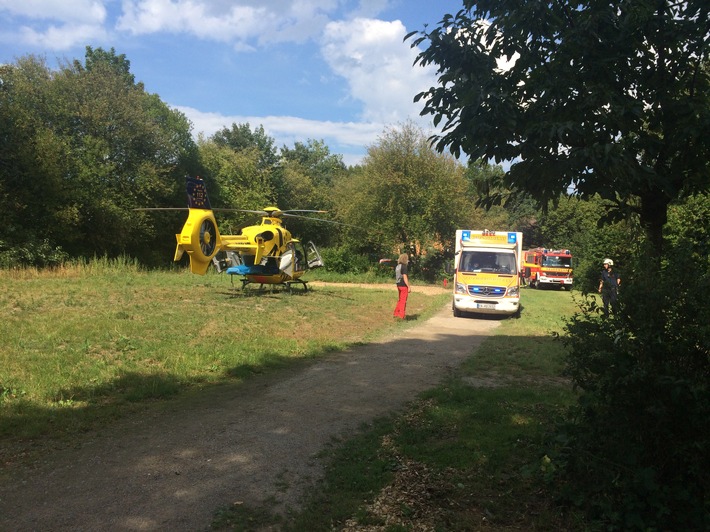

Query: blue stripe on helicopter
[227,265,280,276]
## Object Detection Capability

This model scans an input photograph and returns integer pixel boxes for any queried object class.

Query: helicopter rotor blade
[133,207,188,211]
[279,213,365,230]
[281,210,328,214]
[135,204,365,230]
[279,212,329,222]
[224,209,267,215]
[134,207,266,214]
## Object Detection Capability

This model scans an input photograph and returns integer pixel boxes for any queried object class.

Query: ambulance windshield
[459,251,517,274]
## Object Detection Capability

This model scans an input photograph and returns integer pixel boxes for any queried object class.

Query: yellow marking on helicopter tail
[178,219,194,245]
[174,234,185,261]
[254,237,265,265]
[188,252,211,275]
[220,235,252,248]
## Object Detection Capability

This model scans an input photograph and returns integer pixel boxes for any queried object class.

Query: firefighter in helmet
[598,258,621,316]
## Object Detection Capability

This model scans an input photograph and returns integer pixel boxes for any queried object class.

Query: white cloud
[117,0,267,42]
[0,0,107,23]
[320,17,437,125]
[0,0,446,165]
[170,13,445,165]
[175,105,382,165]
[17,23,109,50]
[2,0,334,49]
[116,0,339,45]
[0,0,108,49]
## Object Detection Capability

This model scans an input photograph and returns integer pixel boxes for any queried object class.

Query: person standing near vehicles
[598,258,621,317]
[393,253,411,319]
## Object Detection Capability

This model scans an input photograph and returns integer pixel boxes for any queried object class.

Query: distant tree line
[2,46,641,283]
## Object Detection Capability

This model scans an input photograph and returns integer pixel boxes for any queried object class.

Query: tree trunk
[640,190,669,261]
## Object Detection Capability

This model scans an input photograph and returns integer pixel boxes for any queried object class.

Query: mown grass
[3,262,591,530]
[0,260,447,461]
[246,286,589,531]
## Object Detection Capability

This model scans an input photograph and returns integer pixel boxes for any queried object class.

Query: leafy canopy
[408,0,710,253]
[332,121,468,257]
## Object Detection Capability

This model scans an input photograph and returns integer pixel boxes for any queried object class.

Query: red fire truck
[521,248,573,289]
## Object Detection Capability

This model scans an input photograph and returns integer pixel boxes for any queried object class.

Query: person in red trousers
[393,253,411,319]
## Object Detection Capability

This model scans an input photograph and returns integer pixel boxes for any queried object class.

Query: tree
[196,138,273,231]
[274,140,348,247]
[462,160,543,242]
[332,121,469,258]
[278,139,347,210]
[54,48,197,260]
[0,57,69,265]
[212,123,279,170]
[0,49,198,265]
[408,1,710,257]
[81,46,136,87]
[409,6,710,526]
[559,196,709,529]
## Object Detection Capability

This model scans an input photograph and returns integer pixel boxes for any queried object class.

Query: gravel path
[0,285,499,531]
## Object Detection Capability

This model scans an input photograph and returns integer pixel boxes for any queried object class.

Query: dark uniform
[600,266,620,317]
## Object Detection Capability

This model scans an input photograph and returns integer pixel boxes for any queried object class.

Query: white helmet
[603,258,614,266]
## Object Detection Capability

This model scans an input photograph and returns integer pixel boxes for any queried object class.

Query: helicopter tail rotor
[174,208,222,275]
[172,176,223,274]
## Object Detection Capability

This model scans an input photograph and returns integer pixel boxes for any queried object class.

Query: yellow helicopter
[156,176,327,290]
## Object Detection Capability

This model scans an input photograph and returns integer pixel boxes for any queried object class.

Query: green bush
[0,238,69,268]
[319,246,375,275]
[411,247,450,283]
[551,236,709,530]
[323,246,453,283]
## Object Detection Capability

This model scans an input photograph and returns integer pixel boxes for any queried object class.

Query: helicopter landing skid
[284,279,309,293]
[231,276,309,293]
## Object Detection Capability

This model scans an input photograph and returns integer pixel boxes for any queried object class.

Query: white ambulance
[453,230,523,317]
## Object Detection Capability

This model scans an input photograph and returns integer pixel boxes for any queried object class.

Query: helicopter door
[279,245,296,277]
[305,241,324,269]
[279,242,308,276]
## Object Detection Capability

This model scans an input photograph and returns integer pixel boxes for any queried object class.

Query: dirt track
[0,284,499,531]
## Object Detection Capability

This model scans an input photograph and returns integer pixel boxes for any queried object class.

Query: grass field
[0,261,447,451]
[2,262,588,529]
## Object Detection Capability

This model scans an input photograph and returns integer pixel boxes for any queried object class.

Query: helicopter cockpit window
[292,243,305,272]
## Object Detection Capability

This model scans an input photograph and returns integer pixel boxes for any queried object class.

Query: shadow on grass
[0,324,577,532]
[0,346,342,445]
[0,371,184,441]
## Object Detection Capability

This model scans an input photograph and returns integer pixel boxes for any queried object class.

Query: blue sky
[0,0,465,166]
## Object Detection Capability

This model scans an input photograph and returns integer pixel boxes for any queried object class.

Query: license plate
[476,303,496,309]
